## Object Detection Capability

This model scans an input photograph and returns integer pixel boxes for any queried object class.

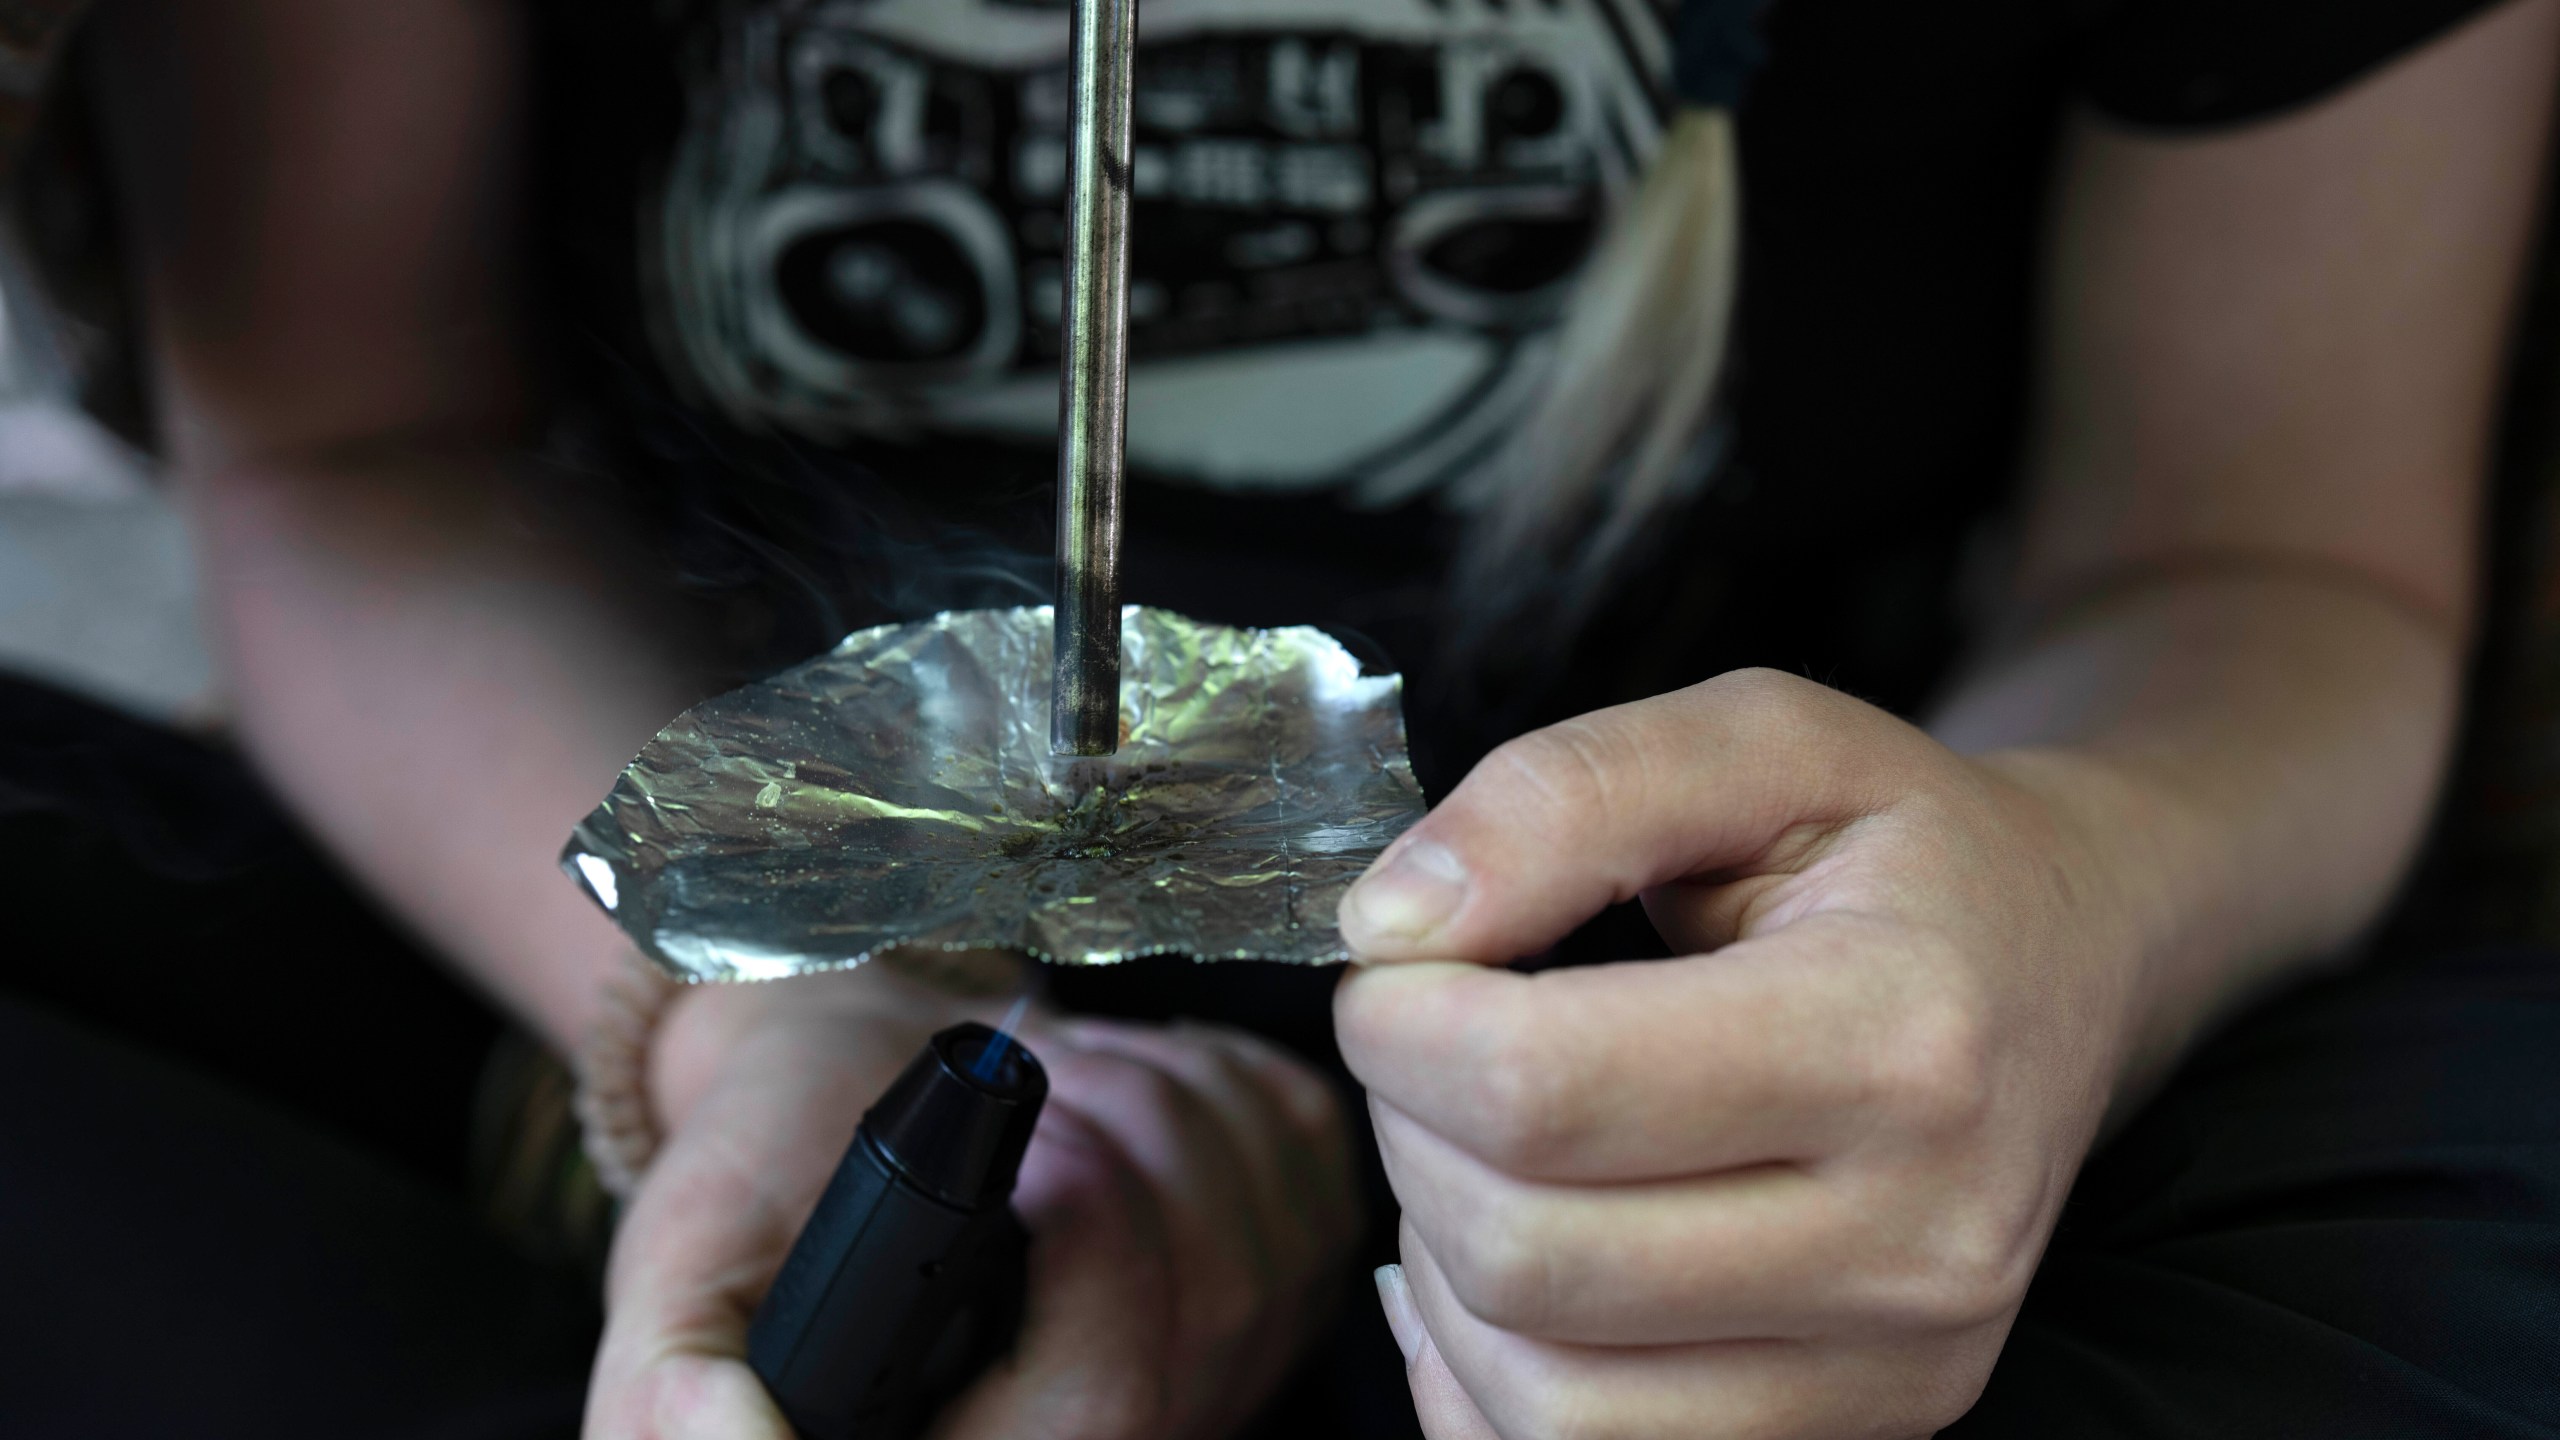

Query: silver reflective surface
[564,606,1428,983]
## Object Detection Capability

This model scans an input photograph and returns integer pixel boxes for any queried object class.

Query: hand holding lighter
[748,1023,1049,1439]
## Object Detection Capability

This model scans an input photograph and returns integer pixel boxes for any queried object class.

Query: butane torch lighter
[748,1021,1049,1440]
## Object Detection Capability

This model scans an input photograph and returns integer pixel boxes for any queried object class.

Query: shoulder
[2076,0,2520,127]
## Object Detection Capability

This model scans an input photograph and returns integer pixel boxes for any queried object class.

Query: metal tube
[1051,0,1138,757]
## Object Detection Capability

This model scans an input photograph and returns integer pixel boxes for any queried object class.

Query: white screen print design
[656,0,1677,503]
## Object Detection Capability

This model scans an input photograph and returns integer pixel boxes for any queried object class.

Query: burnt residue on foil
[563,606,1428,983]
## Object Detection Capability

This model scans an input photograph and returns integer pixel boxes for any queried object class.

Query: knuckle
[1110,1055,1188,1118]
[1296,1065,1349,1135]
[1229,1035,1349,1148]
[1914,1242,2028,1332]
[1292,1080,1354,1171]
[1875,991,1994,1139]
[1483,719,1631,825]
[1461,1029,1578,1174]
[1436,1203,1561,1334]
[1180,1027,1261,1094]
[1701,664,1807,705]
[1691,666,1905,774]
[1059,1049,1198,1139]
[1697,666,1827,730]
[1883,1208,2039,1332]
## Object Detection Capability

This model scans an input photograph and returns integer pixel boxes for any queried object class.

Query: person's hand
[1335,669,2156,1439]
[583,957,1360,1440]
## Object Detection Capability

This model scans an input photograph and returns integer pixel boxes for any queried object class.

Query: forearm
[81,0,731,1052]
[187,446,708,1052]
[1930,567,2463,1089]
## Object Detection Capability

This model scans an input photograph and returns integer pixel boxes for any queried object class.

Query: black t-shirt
[535,0,2509,799]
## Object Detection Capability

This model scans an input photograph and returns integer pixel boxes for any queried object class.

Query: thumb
[588,1353,795,1440]
[583,1033,866,1440]
[582,1131,804,1440]
[1339,670,1902,965]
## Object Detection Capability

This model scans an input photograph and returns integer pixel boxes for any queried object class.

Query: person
[12,0,2560,1435]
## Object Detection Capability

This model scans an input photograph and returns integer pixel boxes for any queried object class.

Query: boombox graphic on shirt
[653,0,1677,501]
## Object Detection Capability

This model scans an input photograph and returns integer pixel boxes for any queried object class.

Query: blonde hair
[1452,107,1743,657]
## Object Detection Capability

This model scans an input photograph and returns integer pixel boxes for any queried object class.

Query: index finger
[1337,671,1911,966]
[1335,911,1954,1181]
[584,1096,837,1439]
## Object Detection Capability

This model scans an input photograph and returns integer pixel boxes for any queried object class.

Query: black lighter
[748,1021,1049,1440]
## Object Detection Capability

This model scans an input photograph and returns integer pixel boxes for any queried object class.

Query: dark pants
[1952,942,2560,1438]
[0,999,597,1439]
[0,676,596,1438]
[6,674,2558,1437]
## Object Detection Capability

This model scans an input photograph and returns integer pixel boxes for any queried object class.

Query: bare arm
[1935,0,2560,1086]
[87,19,1363,1436]
[89,0,707,1052]
[1333,9,2560,1435]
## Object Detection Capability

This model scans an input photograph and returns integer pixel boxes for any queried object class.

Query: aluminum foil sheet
[563,606,1427,982]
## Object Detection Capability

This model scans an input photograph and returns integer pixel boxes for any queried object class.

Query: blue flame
[973,991,1036,1082]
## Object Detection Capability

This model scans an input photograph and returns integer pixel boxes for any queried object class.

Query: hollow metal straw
[1051,0,1139,757]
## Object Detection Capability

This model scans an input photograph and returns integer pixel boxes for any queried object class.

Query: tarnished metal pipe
[1051,0,1138,757]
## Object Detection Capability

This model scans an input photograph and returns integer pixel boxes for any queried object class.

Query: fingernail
[1345,840,1469,945]
[1374,1263,1425,1364]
